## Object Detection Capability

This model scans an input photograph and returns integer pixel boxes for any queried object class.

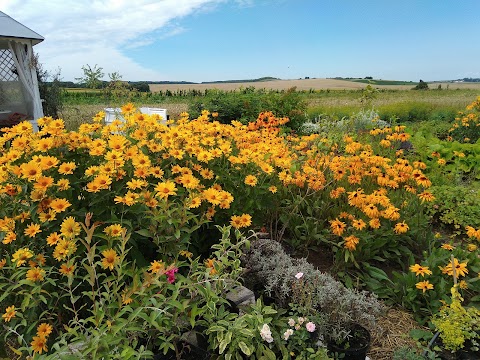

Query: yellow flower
[60,217,81,238]
[467,244,477,252]
[351,219,366,231]
[154,181,177,200]
[37,323,53,337]
[363,204,380,219]
[2,231,16,244]
[31,335,48,354]
[101,249,119,271]
[59,262,76,276]
[24,223,42,238]
[344,235,360,251]
[53,239,77,261]
[244,175,258,187]
[330,218,346,236]
[394,221,409,234]
[440,258,469,277]
[12,248,34,266]
[149,260,164,273]
[416,280,434,293]
[2,305,15,322]
[26,267,45,282]
[104,224,125,238]
[46,232,61,246]
[58,162,76,175]
[269,185,277,193]
[49,198,72,213]
[441,243,455,251]
[410,264,432,277]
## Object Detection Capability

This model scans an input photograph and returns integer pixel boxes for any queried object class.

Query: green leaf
[238,341,251,355]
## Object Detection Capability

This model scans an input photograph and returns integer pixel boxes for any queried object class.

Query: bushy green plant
[448,96,480,143]
[432,285,480,353]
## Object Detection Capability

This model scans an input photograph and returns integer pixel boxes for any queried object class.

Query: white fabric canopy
[8,40,43,131]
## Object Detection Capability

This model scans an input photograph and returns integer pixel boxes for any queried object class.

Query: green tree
[76,64,105,89]
[413,79,429,90]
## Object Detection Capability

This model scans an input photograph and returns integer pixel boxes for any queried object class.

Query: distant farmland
[149,78,480,92]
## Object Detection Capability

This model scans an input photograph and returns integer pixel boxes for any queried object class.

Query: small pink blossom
[295,272,304,279]
[283,328,294,340]
[260,324,274,343]
[288,318,295,327]
[297,317,305,325]
[165,267,178,284]
[306,321,316,332]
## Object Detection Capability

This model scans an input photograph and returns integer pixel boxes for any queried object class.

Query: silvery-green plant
[242,238,384,344]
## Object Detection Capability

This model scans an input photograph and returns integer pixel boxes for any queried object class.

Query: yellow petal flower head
[154,181,177,200]
[37,323,53,337]
[394,221,409,234]
[104,224,125,238]
[416,280,434,293]
[60,217,81,238]
[344,235,360,251]
[31,335,48,354]
[330,218,346,236]
[49,198,72,213]
[440,258,469,277]
[26,267,46,282]
[101,249,118,271]
[409,264,432,277]
[12,248,34,266]
[2,305,16,322]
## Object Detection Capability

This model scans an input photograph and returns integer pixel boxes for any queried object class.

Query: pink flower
[288,318,295,327]
[260,324,274,343]
[165,267,178,284]
[295,272,304,279]
[283,328,294,340]
[306,322,316,332]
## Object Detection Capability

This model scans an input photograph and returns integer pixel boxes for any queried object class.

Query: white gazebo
[0,11,44,130]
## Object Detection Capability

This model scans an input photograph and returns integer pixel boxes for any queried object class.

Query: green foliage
[432,285,480,352]
[413,80,430,90]
[34,54,64,119]
[75,64,105,89]
[426,185,480,231]
[188,87,307,131]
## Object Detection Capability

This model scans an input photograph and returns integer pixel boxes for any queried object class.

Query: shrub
[242,238,384,345]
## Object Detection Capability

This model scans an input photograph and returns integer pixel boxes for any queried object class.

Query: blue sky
[3,0,480,82]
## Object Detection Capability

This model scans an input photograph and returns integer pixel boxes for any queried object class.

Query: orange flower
[205,258,217,275]
[330,218,346,236]
[344,235,360,251]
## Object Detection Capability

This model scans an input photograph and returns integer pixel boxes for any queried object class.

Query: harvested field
[149,78,480,92]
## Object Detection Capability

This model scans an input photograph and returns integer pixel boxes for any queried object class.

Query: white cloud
[1,0,224,80]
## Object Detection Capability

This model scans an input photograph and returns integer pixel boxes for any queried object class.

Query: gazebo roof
[0,11,44,45]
